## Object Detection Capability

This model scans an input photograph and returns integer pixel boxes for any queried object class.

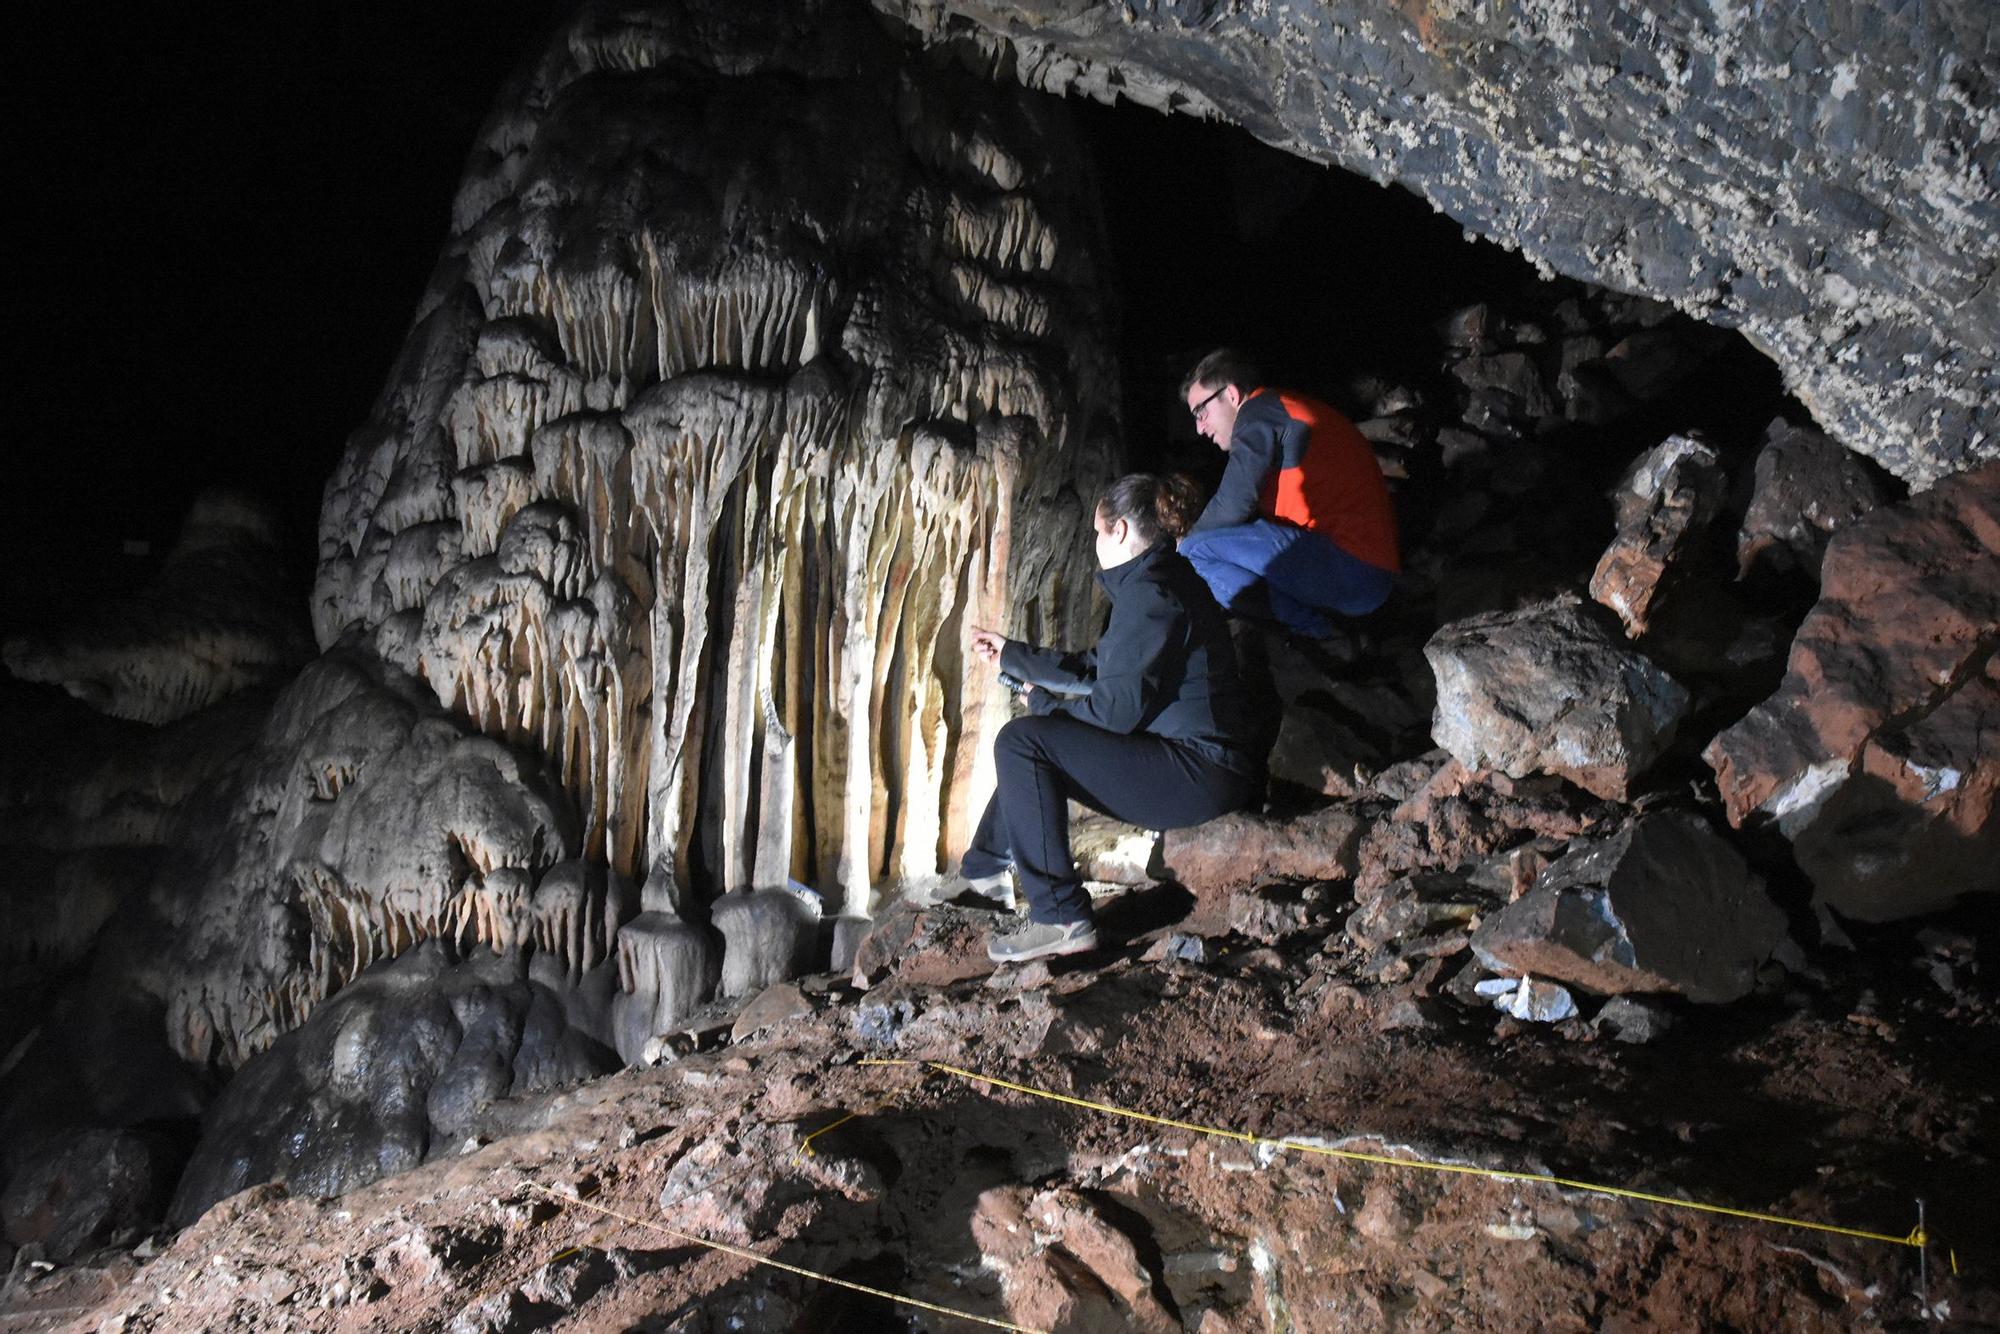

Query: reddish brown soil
[5,887,1994,1333]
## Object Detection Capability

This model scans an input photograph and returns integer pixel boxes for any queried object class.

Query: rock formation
[311,0,1114,936]
[876,0,2000,488]
[153,654,581,1070]
[3,489,311,726]
[1469,811,1786,1004]
[1707,461,2000,920]
[167,942,617,1228]
[1425,595,1690,801]
[1735,419,1892,583]
[1589,434,1727,637]
[6,0,1998,1290]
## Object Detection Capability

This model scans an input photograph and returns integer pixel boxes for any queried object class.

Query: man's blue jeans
[1179,520,1392,635]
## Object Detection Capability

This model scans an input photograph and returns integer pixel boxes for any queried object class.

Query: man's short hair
[1180,348,1262,398]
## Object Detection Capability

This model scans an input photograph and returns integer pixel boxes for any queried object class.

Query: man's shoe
[987,918,1097,964]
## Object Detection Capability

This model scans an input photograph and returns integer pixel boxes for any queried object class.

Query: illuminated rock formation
[158,655,578,1069]
[296,0,1111,1045]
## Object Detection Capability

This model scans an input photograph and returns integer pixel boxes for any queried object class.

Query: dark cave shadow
[1093,880,1199,949]
[623,1096,1061,1332]
[1467,975,2000,1282]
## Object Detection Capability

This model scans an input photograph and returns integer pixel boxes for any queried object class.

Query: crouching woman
[965,474,1263,964]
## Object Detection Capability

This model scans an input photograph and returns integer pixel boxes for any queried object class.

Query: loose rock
[1736,419,1890,581]
[1470,812,1786,1003]
[1706,461,2000,919]
[1161,806,1366,898]
[1426,595,1690,800]
[1588,435,1726,636]
[1591,996,1675,1044]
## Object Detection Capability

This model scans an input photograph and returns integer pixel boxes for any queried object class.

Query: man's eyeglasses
[1189,385,1226,421]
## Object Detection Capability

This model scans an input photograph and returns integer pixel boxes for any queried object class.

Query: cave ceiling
[875,0,1999,488]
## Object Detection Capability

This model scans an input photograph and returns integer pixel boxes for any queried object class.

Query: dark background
[9,2,567,624]
[8,2,1645,628]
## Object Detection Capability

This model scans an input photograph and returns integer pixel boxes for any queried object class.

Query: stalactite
[896,77,1027,191]
[945,261,1052,337]
[381,521,464,616]
[530,414,639,580]
[943,194,1058,273]
[453,460,542,560]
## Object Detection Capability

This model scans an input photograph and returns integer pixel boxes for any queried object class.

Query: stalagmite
[3,491,310,726]
[611,906,718,1065]
[710,888,820,999]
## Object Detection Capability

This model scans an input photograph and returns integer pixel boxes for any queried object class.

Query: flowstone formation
[157,654,581,1072]
[876,0,1999,488]
[307,0,1113,1042]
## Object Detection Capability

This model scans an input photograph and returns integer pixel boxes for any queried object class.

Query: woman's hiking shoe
[986,919,1097,963]
[964,868,1017,911]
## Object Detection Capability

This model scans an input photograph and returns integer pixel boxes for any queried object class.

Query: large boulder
[1792,655,1999,922]
[1706,461,1999,920]
[1426,596,1690,801]
[169,942,617,1227]
[1470,813,1786,1004]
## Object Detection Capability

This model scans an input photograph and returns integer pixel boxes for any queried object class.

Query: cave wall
[875,0,1998,488]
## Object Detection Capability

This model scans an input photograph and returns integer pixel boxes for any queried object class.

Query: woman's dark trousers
[961,715,1258,925]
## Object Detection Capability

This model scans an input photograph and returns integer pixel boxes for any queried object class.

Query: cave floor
[9,890,1997,1332]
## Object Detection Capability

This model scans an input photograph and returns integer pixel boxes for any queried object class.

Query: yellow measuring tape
[862,1058,1941,1254]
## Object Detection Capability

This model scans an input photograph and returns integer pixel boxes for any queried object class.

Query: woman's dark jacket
[997,541,1256,767]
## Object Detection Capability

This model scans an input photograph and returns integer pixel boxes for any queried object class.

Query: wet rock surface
[169,942,618,1228]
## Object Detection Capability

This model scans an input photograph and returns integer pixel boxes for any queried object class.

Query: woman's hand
[969,627,1005,664]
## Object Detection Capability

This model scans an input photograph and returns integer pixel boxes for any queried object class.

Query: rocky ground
[5,862,1993,1332]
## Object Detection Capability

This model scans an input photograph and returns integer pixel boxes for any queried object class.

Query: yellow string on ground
[524,1182,1044,1333]
[860,1058,1932,1252]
